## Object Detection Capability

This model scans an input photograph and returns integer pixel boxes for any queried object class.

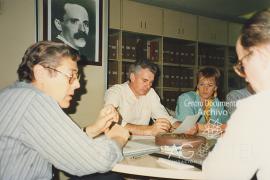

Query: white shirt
[56,34,79,50]
[104,82,176,126]
[203,90,270,180]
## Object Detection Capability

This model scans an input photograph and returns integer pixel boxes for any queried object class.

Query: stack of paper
[123,141,160,157]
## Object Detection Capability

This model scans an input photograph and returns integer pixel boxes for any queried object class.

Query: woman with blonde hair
[175,66,228,134]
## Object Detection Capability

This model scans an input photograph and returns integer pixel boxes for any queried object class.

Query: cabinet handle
[140,21,142,28]
[144,21,146,29]
[178,28,180,34]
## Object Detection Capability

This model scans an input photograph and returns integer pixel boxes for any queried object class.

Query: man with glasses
[0,41,129,180]
[203,9,270,179]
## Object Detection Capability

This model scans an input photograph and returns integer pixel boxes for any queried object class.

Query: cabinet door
[181,12,197,41]
[109,0,121,29]
[228,23,242,46]
[213,19,228,45]
[143,5,162,35]
[163,9,181,38]
[122,0,144,33]
[164,9,197,41]
[198,16,228,45]
[122,0,162,35]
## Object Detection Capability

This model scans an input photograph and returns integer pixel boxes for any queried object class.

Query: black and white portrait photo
[43,0,102,65]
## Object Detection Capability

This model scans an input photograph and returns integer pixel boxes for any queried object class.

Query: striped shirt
[0,82,122,180]
[226,88,252,115]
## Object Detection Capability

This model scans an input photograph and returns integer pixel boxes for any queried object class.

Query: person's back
[0,41,129,180]
[226,84,255,115]
[0,82,55,179]
[204,89,270,179]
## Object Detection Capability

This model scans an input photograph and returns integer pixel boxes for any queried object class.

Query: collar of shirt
[125,81,147,101]
[56,35,79,50]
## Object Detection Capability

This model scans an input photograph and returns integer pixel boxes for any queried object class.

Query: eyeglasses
[44,67,80,84]
[233,52,252,78]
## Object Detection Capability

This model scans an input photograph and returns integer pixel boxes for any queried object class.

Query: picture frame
[43,0,102,65]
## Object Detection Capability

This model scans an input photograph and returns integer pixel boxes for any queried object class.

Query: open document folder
[173,114,202,133]
[123,140,160,157]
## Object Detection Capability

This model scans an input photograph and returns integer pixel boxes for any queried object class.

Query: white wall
[0,0,108,127]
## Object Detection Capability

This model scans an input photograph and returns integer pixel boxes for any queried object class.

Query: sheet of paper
[173,114,201,133]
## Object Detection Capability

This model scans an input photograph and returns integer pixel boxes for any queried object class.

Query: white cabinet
[109,0,121,29]
[228,22,242,46]
[163,9,197,41]
[198,16,228,45]
[122,0,162,35]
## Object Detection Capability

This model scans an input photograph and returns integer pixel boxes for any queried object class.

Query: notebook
[123,140,160,157]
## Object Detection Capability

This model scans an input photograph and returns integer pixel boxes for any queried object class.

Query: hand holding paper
[173,114,202,134]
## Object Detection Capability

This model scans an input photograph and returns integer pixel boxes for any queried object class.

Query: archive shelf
[108,0,245,111]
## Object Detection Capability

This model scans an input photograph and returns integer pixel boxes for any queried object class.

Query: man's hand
[150,118,171,136]
[169,121,181,132]
[105,124,130,148]
[85,105,119,138]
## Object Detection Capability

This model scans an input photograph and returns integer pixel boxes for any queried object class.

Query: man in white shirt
[105,61,180,136]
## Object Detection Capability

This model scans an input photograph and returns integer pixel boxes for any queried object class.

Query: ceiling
[133,0,270,23]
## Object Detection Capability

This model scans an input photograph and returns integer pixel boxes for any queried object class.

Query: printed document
[173,114,201,133]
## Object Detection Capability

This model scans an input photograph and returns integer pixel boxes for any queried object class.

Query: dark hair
[197,67,221,86]
[51,0,95,41]
[128,60,158,79]
[17,41,80,82]
[52,0,93,21]
[241,9,270,48]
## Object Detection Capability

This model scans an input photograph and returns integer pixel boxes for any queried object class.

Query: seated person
[104,60,180,136]
[226,82,255,116]
[0,41,130,179]
[175,67,228,134]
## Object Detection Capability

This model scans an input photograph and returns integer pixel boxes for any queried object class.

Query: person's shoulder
[238,91,269,105]
[146,88,160,99]
[106,82,128,94]
[0,82,43,103]
[109,82,126,89]
[227,89,243,96]
[178,91,197,100]
[226,88,249,99]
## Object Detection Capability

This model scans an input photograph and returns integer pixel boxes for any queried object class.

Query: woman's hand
[185,124,198,135]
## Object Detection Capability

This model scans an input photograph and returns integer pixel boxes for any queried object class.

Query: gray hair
[128,61,158,80]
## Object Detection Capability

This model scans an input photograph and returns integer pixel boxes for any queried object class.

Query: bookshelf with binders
[108,0,243,112]
[108,29,121,87]
[227,47,246,92]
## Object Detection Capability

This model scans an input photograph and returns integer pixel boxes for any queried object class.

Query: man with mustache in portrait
[52,0,95,62]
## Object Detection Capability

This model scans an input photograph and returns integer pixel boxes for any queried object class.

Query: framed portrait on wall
[43,0,102,65]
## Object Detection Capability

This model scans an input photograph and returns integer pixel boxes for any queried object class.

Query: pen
[196,115,203,124]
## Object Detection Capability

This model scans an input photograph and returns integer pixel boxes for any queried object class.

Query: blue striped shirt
[0,82,122,180]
